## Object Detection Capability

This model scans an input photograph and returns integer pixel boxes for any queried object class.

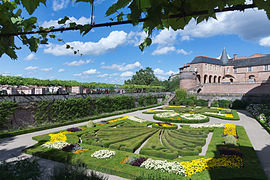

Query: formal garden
[22,106,267,180]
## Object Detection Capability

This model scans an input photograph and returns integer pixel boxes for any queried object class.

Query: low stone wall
[200,83,265,94]
[0,92,170,104]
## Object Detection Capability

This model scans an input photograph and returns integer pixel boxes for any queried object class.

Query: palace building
[179,49,270,94]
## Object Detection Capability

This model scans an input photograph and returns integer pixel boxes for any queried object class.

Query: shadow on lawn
[236,110,254,119]
[208,144,268,180]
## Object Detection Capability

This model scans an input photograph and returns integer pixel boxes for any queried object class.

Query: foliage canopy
[0,0,268,59]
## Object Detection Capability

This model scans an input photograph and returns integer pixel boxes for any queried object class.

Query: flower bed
[41,141,69,149]
[140,158,186,176]
[180,155,243,177]
[142,109,174,114]
[91,150,115,159]
[203,110,239,120]
[154,112,209,123]
[224,124,237,137]
[126,116,146,123]
[189,124,225,128]
[152,122,177,129]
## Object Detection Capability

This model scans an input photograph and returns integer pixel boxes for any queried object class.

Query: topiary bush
[196,99,208,106]
[232,99,248,109]
[86,121,95,128]
[218,100,231,108]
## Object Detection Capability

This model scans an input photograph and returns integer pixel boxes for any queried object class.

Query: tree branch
[0,4,256,37]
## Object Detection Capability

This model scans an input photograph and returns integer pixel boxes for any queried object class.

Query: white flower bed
[140,158,185,176]
[204,112,226,116]
[190,124,225,128]
[153,110,174,112]
[195,106,202,108]
[155,112,179,118]
[91,150,115,159]
[180,113,207,120]
[126,116,146,123]
[41,141,69,149]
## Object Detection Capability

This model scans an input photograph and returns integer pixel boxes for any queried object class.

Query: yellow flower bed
[74,149,88,154]
[146,110,154,112]
[226,114,233,118]
[96,123,105,125]
[217,108,228,111]
[180,155,243,177]
[224,123,237,137]
[46,131,71,143]
[155,123,174,127]
[107,116,128,123]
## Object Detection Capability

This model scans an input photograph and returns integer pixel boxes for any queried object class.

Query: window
[248,67,252,72]
[234,68,237,73]
[227,67,229,72]
[264,65,269,71]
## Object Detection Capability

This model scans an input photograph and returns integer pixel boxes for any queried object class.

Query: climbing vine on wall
[0,101,18,129]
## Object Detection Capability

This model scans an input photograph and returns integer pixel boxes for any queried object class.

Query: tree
[125,67,160,86]
[162,76,180,92]
[0,0,269,59]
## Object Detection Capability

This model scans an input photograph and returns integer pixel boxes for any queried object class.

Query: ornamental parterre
[155,112,179,118]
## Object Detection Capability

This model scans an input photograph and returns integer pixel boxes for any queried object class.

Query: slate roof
[228,56,270,67]
[191,54,270,67]
[220,48,229,64]
[190,56,224,65]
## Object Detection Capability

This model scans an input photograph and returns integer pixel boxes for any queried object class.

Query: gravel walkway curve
[0,106,270,179]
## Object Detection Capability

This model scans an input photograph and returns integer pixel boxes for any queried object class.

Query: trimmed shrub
[86,121,95,128]
[196,99,208,106]
[232,100,248,109]
[218,100,231,108]
[175,89,187,105]
[211,101,219,107]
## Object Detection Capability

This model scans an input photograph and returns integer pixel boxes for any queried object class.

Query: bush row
[203,110,240,120]
[0,101,18,129]
[0,104,160,139]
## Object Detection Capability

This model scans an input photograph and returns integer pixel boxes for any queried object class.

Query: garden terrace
[22,113,267,179]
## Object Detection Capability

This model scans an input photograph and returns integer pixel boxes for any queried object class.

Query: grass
[24,118,267,180]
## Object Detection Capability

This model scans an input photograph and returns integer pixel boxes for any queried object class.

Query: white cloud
[52,0,70,11]
[24,53,37,61]
[181,35,190,41]
[101,61,142,71]
[58,69,65,72]
[97,74,109,78]
[64,59,93,66]
[128,31,147,46]
[259,36,270,46]
[42,16,90,28]
[177,49,192,55]
[44,31,127,56]
[156,75,168,81]
[100,62,105,65]
[181,9,270,42]
[120,71,134,77]
[152,28,178,46]
[25,66,38,70]
[82,69,99,75]
[154,68,176,76]
[72,73,82,77]
[40,68,53,72]
[152,46,175,55]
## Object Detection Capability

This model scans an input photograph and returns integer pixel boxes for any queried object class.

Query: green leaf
[106,0,132,16]
[49,34,56,38]
[117,12,124,21]
[69,22,77,28]
[58,16,69,24]
[66,44,71,49]
[21,0,46,15]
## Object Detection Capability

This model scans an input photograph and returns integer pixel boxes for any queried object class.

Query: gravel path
[0,106,270,179]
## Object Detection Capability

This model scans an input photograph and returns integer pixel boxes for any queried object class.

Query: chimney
[233,54,238,60]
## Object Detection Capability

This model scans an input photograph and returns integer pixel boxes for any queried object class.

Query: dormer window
[264,65,269,71]
[248,67,252,72]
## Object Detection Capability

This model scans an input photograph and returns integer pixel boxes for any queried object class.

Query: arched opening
[209,75,212,83]
[218,76,221,83]
[197,74,201,83]
[248,75,256,83]
[204,75,208,83]
[222,75,235,83]
[213,76,217,83]
[197,88,202,93]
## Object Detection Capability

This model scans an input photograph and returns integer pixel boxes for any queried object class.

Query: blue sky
[1,0,270,84]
